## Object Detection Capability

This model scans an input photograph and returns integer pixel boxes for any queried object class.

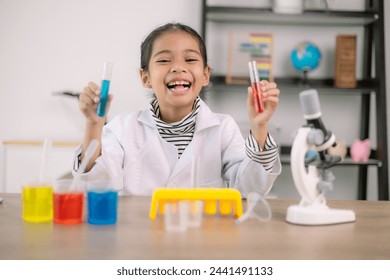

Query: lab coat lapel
[138,108,179,173]
[169,100,220,179]
[170,143,192,179]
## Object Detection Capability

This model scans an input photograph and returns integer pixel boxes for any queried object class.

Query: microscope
[286,89,356,225]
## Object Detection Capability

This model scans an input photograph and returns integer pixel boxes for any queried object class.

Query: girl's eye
[186,58,199,63]
[156,59,171,63]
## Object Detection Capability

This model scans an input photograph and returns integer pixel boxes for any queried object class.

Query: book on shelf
[226,32,273,85]
[334,34,357,88]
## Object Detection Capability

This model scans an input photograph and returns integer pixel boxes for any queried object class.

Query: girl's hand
[247,80,280,146]
[79,81,113,125]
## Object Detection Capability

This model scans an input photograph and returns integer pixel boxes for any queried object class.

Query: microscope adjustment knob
[317,169,335,193]
[317,180,334,193]
[307,129,324,146]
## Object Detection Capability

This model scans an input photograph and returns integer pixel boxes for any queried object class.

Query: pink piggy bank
[350,139,371,162]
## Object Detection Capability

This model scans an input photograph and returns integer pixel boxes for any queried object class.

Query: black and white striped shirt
[150,97,278,172]
[151,97,200,158]
[246,131,278,172]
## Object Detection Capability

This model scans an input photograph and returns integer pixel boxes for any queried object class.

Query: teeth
[167,81,190,87]
[167,81,191,91]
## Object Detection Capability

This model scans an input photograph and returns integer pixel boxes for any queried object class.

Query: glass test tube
[248,61,264,113]
[97,62,113,117]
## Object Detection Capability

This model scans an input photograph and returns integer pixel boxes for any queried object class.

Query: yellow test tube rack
[149,188,243,219]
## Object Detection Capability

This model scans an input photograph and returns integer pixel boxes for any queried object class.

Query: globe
[290,41,322,73]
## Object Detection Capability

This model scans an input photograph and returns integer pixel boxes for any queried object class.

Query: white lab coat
[73,99,281,197]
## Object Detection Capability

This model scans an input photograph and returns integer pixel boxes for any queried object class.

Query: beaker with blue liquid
[86,180,118,225]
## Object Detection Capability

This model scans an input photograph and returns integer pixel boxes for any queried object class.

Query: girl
[74,23,281,197]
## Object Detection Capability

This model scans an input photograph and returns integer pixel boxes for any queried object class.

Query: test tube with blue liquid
[97,62,113,117]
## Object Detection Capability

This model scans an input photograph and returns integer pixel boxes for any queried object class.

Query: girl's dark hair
[140,22,208,72]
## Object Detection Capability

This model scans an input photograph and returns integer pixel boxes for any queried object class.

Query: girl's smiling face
[141,30,210,123]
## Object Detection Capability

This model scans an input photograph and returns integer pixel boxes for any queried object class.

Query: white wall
[0,0,201,139]
[0,0,389,199]
[0,0,201,192]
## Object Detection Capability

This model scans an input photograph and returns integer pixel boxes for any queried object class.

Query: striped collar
[137,97,220,132]
[149,97,201,158]
[149,97,201,132]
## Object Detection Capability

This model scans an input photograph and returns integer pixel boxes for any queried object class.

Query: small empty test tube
[248,61,264,113]
[97,62,113,117]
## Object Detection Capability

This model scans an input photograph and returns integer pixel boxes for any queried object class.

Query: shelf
[202,0,388,200]
[280,155,381,167]
[205,6,378,26]
[279,146,382,167]
[209,75,378,95]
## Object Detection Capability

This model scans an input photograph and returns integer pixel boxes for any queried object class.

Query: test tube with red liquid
[248,61,264,113]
